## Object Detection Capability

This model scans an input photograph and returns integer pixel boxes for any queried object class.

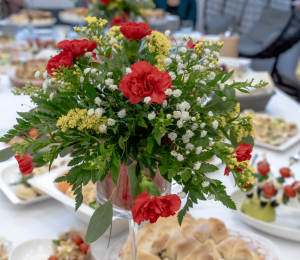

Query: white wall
[25,0,74,9]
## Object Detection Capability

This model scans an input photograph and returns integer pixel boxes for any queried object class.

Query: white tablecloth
[0,74,299,260]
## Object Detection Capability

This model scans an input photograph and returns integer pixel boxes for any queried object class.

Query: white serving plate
[231,190,300,242]
[254,130,300,151]
[9,238,97,260]
[0,158,69,205]
[104,226,281,260]
[27,165,128,237]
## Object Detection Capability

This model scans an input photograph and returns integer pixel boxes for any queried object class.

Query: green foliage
[86,201,113,243]
[0,146,16,162]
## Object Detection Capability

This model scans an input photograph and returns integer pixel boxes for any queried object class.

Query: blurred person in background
[1,0,24,18]
[153,0,197,27]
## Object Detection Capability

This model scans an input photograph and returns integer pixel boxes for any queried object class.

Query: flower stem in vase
[129,219,138,260]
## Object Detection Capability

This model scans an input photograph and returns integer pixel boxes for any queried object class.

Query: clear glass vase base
[104,233,128,260]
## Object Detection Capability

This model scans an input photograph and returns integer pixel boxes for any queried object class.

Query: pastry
[14,183,37,199]
[0,237,9,260]
[121,214,263,260]
[16,59,48,80]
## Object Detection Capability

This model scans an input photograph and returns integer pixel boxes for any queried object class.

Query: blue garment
[153,0,197,26]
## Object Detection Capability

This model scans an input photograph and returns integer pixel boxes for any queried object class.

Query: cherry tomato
[280,167,291,178]
[48,256,59,260]
[79,243,89,254]
[263,182,276,197]
[284,185,297,198]
[257,161,270,175]
[72,236,83,245]
[292,181,300,191]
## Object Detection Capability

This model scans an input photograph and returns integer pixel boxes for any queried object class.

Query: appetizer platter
[8,59,48,88]
[28,165,127,236]
[231,155,300,242]
[9,229,97,260]
[8,10,57,27]
[59,8,87,24]
[241,110,299,151]
[0,158,68,205]
[105,213,281,260]
[231,190,300,242]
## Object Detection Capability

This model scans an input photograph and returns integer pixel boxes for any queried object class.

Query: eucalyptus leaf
[60,146,73,157]
[86,201,113,243]
[127,163,140,200]
[0,146,16,162]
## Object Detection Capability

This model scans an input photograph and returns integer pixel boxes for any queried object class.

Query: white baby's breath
[195,146,202,155]
[99,124,107,133]
[87,108,95,116]
[212,120,218,129]
[173,111,181,119]
[117,109,126,118]
[222,97,227,101]
[162,100,167,108]
[105,78,114,85]
[202,181,210,187]
[193,162,201,170]
[95,108,105,117]
[126,68,132,75]
[191,53,197,60]
[169,72,176,81]
[95,97,102,106]
[148,111,156,120]
[165,88,173,95]
[166,114,172,119]
[168,132,177,141]
[172,89,182,97]
[185,143,194,151]
[108,118,116,126]
[165,30,171,37]
[84,68,92,74]
[201,130,207,137]
[107,72,113,77]
[177,120,184,128]
[176,154,184,161]
[144,96,151,104]
[35,71,40,79]
[49,93,54,101]
[183,34,189,41]
[181,47,187,53]
[208,111,214,117]
[109,85,118,91]
[164,57,172,66]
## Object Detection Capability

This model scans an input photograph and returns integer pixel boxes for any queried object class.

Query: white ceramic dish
[253,130,300,151]
[231,190,300,242]
[9,238,97,260]
[58,13,86,24]
[0,158,69,205]
[27,165,128,237]
[104,227,281,260]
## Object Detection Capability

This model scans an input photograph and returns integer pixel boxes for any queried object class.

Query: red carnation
[120,22,154,40]
[132,191,181,225]
[187,39,200,50]
[99,0,110,5]
[224,143,253,176]
[57,39,97,59]
[235,143,252,162]
[14,153,35,175]
[46,50,73,76]
[111,16,122,26]
[119,61,172,104]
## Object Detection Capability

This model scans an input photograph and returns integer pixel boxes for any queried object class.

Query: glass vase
[96,161,171,260]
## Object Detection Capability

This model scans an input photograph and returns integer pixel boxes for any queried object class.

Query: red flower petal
[119,61,172,104]
[14,153,35,175]
[46,50,73,76]
[120,22,154,40]
[57,39,97,59]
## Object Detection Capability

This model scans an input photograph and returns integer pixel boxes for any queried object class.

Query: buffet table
[0,73,299,260]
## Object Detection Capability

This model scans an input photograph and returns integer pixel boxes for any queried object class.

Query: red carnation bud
[263,182,276,198]
[99,0,110,5]
[243,183,253,188]
[14,153,35,175]
[187,40,201,50]
[280,167,292,178]
[284,185,297,198]
[162,136,171,144]
[224,143,253,176]
[120,22,154,40]
[48,257,59,260]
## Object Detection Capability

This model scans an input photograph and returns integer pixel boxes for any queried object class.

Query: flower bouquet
[0,18,267,259]
[88,0,155,26]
